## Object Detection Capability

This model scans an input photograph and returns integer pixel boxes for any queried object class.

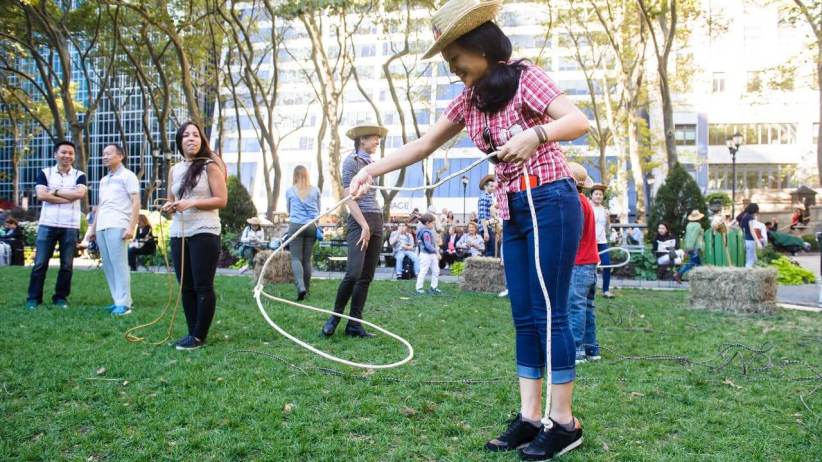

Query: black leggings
[171,233,220,341]
[333,213,383,328]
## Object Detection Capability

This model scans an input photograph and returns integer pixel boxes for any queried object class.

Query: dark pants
[27,225,78,304]
[484,227,496,257]
[1,238,24,265]
[171,234,220,341]
[127,245,155,271]
[503,179,581,383]
[288,222,317,293]
[333,213,383,328]
[597,243,611,292]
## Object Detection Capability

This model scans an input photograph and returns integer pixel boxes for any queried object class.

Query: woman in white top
[457,222,486,257]
[590,184,613,298]
[239,217,266,271]
[88,144,140,316]
[161,121,228,351]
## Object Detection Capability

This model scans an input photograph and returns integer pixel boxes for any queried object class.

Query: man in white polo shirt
[87,144,141,316]
[26,141,88,309]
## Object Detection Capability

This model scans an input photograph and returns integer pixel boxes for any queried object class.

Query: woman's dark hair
[657,222,670,235]
[736,203,760,222]
[455,21,526,114]
[175,121,212,197]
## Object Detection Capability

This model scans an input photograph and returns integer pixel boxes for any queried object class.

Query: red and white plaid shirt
[444,62,572,220]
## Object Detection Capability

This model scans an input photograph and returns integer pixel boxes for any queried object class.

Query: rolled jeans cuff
[516,364,576,384]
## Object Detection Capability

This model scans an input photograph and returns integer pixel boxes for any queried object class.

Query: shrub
[649,163,708,242]
[704,192,732,209]
[312,243,347,271]
[450,261,465,276]
[757,245,781,265]
[769,256,816,285]
[221,176,258,234]
[801,234,820,252]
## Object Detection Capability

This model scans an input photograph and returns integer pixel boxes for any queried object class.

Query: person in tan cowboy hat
[674,209,706,283]
[477,174,496,254]
[347,1,590,458]
[321,122,389,339]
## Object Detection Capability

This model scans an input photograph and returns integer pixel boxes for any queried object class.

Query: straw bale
[460,257,506,293]
[253,250,294,284]
[688,266,777,314]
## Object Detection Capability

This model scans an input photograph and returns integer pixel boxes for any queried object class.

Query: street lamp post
[461,175,469,223]
[726,133,743,218]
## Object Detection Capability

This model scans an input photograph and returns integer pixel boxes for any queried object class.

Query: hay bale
[688,266,777,314]
[253,250,294,284]
[460,256,506,293]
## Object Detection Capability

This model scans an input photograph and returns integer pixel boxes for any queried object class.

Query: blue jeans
[745,240,757,268]
[98,228,132,307]
[597,243,611,292]
[27,225,78,303]
[677,249,701,276]
[503,178,580,384]
[394,250,420,275]
[568,264,599,355]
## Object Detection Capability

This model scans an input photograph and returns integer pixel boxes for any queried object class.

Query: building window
[712,72,725,93]
[359,44,376,57]
[708,164,797,190]
[298,137,314,150]
[674,124,697,146]
[436,83,464,100]
[708,123,797,145]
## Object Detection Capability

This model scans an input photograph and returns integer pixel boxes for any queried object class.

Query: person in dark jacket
[651,222,680,280]
[128,214,156,271]
[0,217,25,266]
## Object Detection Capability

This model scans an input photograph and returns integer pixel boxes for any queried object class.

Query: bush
[312,243,347,271]
[221,176,258,234]
[649,163,708,242]
[801,234,820,252]
[757,245,782,265]
[450,261,465,276]
[705,192,732,209]
[769,256,816,285]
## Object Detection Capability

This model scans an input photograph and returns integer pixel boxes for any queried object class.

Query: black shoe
[322,317,339,337]
[484,413,541,452]
[518,418,582,461]
[175,336,205,351]
[297,290,307,301]
[344,325,374,338]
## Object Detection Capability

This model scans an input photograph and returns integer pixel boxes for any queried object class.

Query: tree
[217,0,312,217]
[648,162,707,241]
[783,0,822,185]
[278,0,370,201]
[222,176,258,233]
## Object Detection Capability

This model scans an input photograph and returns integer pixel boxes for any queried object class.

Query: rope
[124,199,184,345]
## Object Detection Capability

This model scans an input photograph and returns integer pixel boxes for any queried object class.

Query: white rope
[598,246,632,269]
[253,152,501,370]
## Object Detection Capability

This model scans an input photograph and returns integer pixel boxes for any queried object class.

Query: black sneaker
[518,417,583,461]
[484,413,541,452]
[175,336,205,350]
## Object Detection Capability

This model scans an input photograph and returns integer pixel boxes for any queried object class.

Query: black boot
[344,323,374,338]
[322,316,339,337]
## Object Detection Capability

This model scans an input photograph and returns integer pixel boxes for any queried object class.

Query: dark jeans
[1,237,24,265]
[171,233,220,341]
[288,222,316,293]
[484,228,496,257]
[503,179,580,383]
[27,225,78,304]
[597,243,611,292]
[128,245,155,271]
[677,249,701,277]
[333,213,383,328]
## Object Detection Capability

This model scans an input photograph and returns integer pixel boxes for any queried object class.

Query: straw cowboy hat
[345,123,388,141]
[566,162,594,189]
[591,183,608,192]
[479,174,495,189]
[247,217,262,226]
[688,210,705,221]
[422,0,503,60]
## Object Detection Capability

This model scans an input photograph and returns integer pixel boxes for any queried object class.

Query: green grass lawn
[1,266,820,461]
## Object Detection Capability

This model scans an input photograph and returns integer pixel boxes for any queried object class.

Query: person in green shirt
[674,210,705,283]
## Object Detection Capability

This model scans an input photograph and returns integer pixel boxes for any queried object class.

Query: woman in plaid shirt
[349,1,589,459]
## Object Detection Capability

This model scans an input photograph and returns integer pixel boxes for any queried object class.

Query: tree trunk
[659,67,677,169]
[817,50,822,186]
[627,115,646,218]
